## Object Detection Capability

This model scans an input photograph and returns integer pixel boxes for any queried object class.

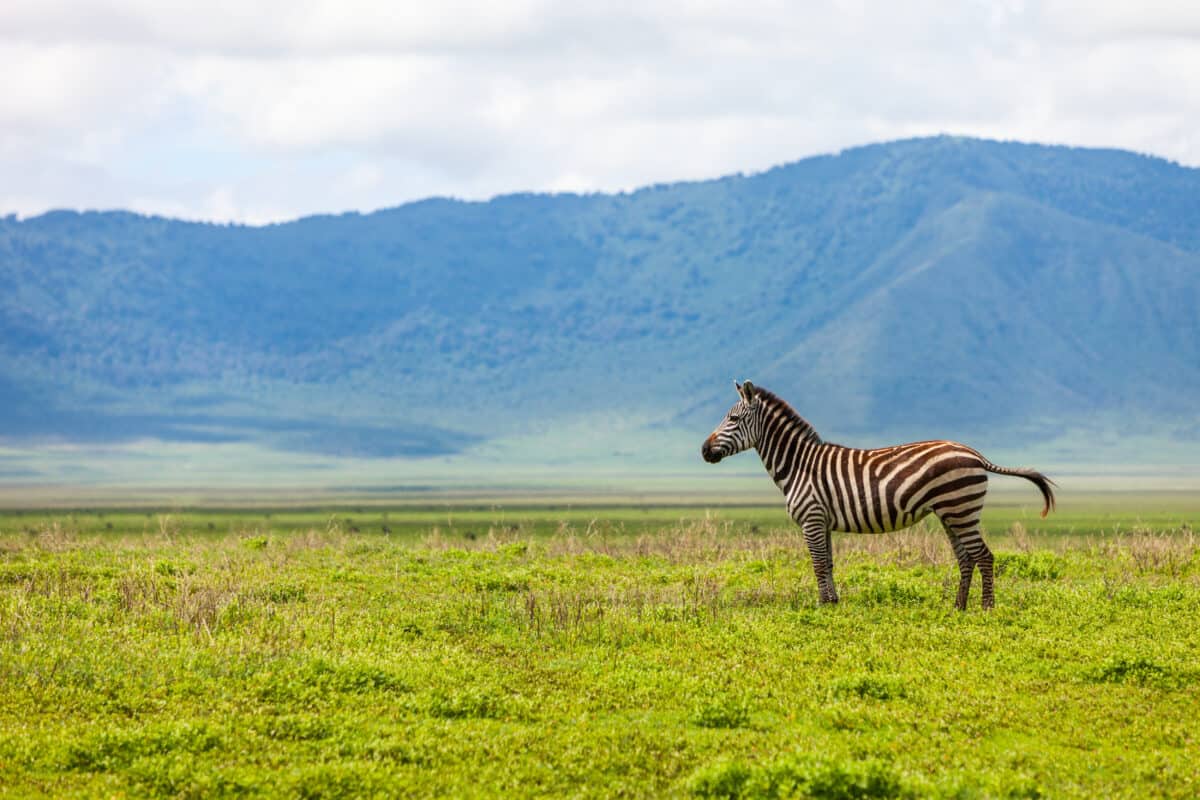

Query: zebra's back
[809,440,990,534]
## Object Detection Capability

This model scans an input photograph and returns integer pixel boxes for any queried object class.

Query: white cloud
[1040,1,1200,41]
[2,1,1198,222]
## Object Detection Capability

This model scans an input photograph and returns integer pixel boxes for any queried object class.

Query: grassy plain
[1,494,1198,798]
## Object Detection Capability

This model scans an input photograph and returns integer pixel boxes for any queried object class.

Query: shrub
[829,674,907,701]
[62,721,225,771]
[688,759,754,798]
[688,755,908,799]
[994,552,1064,580]
[1084,656,1192,689]
[857,577,932,606]
[260,715,332,742]
[690,694,753,729]
[426,686,524,720]
[262,583,307,603]
[255,659,409,705]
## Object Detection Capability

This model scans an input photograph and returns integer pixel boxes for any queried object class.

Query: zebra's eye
[729,415,741,423]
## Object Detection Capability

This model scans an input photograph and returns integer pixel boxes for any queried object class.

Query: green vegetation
[1,498,1198,798]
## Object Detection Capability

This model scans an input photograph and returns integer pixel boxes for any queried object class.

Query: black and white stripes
[701,381,1055,610]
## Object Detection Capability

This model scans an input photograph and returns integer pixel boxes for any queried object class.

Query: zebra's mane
[752,386,822,443]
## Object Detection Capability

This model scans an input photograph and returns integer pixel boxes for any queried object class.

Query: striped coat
[701,381,1055,609]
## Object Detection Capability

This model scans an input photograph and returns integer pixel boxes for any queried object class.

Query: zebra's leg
[977,540,995,610]
[801,518,838,604]
[947,522,994,610]
[933,486,991,610]
[940,523,974,611]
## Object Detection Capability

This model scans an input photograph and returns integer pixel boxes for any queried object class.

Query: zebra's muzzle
[701,438,723,463]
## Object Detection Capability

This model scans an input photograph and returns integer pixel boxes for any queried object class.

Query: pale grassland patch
[833,523,952,567]
[1008,521,1033,552]
[173,578,236,636]
[1119,529,1197,577]
[1,563,106,604]
[116,571,174,613]
[508,568,810,637]
[28,520,81,552]
[283,527,348,552]
[515,582,711,637]
[548,520,805,564]
[114,568,254,636]
[445,527,531,553]
[416,517,1120,573]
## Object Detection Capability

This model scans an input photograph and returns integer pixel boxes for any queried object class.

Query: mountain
[2,136,1199,476]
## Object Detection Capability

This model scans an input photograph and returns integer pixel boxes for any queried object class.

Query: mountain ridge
[2,136,1198,472]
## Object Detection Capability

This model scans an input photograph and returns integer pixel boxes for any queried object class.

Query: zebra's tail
[979,459,1057,518]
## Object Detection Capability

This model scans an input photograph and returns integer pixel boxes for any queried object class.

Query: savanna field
[1,495,1198,799]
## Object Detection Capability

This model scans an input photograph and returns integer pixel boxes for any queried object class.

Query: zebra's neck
[753,394,821,486]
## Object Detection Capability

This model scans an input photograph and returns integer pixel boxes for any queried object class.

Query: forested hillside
[3,136,1198,461]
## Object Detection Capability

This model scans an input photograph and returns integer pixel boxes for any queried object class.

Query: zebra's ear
[734,380,742,394]
[740,380,757,402]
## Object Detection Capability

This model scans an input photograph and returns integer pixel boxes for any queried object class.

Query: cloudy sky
[3,0,1198,224]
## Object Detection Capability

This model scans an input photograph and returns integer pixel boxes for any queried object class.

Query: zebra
[700,381,1055,610]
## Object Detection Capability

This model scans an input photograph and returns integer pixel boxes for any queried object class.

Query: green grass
[1,499,1198,798]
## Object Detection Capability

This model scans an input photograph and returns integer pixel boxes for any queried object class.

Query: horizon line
[4,134,1191,229]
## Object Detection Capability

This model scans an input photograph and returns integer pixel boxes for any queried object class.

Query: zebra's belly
[831,506,934,534]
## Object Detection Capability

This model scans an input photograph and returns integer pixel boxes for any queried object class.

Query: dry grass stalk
[29,521,79,553]
[284,527,347,552]
[1118,528,1198,577]
[515,572,735,635]
[116,571,172,613]
[175,578,234,635]
[833,519,953,567]
[156,514,180,541]
[1007,521,1033,552]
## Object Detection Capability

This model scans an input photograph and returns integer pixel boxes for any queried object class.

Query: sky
[3,1,1199,224]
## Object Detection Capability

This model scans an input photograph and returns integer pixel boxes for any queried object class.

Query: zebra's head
[701,380,764,463]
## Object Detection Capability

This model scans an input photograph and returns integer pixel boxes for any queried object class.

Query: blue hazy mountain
[2,136,1198,459]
